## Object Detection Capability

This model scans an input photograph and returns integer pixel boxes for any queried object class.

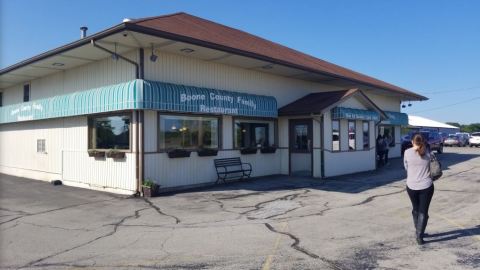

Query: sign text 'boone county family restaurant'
[180,92,258,115]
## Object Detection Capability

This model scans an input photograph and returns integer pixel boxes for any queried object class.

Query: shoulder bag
[430,153,443,181]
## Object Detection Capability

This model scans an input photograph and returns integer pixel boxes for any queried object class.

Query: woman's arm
[403,154,408,170]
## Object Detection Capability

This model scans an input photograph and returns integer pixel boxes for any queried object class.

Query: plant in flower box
[142,179,159,197]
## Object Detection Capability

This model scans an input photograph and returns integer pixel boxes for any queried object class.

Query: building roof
[408,115,459,129]
[0,12,427,101]
[278,88,387,118]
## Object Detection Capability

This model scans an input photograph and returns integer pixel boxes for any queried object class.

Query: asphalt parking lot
[1,147,479,270]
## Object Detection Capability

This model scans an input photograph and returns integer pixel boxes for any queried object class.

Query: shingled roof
[128,13,426,100]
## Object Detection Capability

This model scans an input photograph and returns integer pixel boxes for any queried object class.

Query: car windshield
[448,135,458,139]
[471,132,480,137]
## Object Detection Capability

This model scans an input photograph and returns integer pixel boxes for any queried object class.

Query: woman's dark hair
[412,133,426,156]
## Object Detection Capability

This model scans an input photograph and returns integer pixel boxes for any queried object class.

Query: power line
[410,96,480,113]
[421,85,480,95]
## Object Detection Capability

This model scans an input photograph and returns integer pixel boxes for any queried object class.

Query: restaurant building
[0,13,426,194]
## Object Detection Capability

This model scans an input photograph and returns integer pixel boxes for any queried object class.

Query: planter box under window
[88,150,105,158]
[167,149,191,158]
[142,184,160,197]
[106,151,126,159]
[197,148,219,157]
[240,147,257,155]
[260,146,277,154]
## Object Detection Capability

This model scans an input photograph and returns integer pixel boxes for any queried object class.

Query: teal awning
[0,80,277,124]
[381,111,408,126]
[331,107,380,121]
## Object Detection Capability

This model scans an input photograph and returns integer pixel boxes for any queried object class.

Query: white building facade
[0,13,425,194]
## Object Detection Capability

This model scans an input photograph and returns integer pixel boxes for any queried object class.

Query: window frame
[23,83,30,102]
[88,112,132,152]
[348,120,356,151]
[0,91,3,107]
[157,112,222,152]
[332,119,340,152]
[363,121,370,150]
[36,139,46,154]
[232,116,277,150]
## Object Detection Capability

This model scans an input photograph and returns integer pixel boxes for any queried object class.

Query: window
[348,121,356,150]
[0,92,3,107]
[89,114,131,150]
[23,84,30,102]
[363,121,370,150]
[380,125,395,147]
[332,120,340,151]
[36,139,46,153]
[234,119,275,148]
[159,115,219,150]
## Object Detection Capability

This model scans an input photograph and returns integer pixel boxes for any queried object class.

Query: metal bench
[214,157,252,184]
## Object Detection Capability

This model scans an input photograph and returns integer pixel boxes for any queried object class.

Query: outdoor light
[112,43,119,61]
[261,64,274,70]
[52,62,65,67]
[180,48,195,53]
[408,102,412,107]
[402,104,406,108]
[150,44,158,62]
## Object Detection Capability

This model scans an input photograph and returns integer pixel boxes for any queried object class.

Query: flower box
[197,148,219,157]
[260,146,277,154]
[106,150,126,159]
[167,149,191,158]
[240,147,257,155]
[142,180,160,197]
[88,149,105,158]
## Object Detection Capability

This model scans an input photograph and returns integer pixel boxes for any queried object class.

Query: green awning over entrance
[381,111,409,126]
[0,80,277,124]
[331,107,381,122]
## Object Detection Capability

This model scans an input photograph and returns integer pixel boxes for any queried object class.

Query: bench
[214,157,252,184]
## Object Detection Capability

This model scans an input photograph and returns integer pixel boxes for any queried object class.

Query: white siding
[1,50,138,105]
[144,49,343,107]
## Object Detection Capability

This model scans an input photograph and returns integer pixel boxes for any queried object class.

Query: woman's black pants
[407,184,434,241]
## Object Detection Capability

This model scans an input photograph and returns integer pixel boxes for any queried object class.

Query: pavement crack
[240,190,308,217]
[264,223,344,270]
[143,198,181,224]
[350,189,405,207]
[21,207,148,268]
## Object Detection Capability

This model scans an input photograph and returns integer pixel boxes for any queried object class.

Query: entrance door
[289,119,313,176]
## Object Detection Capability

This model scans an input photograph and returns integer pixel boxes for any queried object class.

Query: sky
[1,0,479,124]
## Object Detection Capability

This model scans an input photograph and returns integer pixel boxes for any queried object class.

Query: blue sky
[1,0,479,124]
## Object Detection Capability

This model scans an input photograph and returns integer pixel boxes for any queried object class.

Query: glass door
[289,119,313,176]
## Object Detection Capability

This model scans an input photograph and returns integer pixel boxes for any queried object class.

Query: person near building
[376,134,387,167]
[384,130,393,165]
[403,133,434,245]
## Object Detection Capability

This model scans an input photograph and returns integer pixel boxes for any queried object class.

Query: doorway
[289,119,313,176]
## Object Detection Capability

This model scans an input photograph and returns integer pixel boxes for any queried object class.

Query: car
[455,133,470,146]
[438,132,449,143]
[444,134,464,147]
[401,131,443,155]
[469,132,480,147]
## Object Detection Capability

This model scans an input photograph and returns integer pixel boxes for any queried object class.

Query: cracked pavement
[1,147,479,269]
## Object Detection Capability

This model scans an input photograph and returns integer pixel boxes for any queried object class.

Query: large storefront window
[89,114,131,150]
[348,121,356,150]
[363,121,370,150]
[234,119,275,148]
[332,120,340,151]
[159,115,219,150]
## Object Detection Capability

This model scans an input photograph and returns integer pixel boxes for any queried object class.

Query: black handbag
[430,153,443,181]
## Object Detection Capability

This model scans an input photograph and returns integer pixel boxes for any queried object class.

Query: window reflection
[89,114,131,149]
[159,115,218,149]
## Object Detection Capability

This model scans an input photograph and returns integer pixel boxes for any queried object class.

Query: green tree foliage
[446,122,480,133]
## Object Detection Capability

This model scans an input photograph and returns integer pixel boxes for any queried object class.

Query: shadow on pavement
[425,225,480,244]
[437,151,480,171]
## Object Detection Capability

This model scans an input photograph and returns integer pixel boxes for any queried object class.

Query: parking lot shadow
[161,158,408,196]
[425,225,480,244]
[437,151,480,171]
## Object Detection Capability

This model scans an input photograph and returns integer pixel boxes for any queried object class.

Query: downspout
[312,114,324,178]
[90,39,143,195]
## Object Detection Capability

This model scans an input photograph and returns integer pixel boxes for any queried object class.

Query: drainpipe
[312,114,325,178]
[90,40,140,79]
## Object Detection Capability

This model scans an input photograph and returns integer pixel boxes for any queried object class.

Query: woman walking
[403,134,434,245]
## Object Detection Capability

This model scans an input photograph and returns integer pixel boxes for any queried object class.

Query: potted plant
[142,179,159,197]
[197,147,218,157]
[88,149,105,158]
[240,147,257,155]
[167,148,191,158]
[260,145,277,154]
[106,149,126,159]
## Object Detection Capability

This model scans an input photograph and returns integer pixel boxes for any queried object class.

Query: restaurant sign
[331,107,380,121]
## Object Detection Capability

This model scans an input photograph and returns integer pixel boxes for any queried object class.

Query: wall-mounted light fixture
[150,44,158,62]
[180,48,195,53]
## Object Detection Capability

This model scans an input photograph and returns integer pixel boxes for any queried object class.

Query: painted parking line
[431,212,480,243]
[262,222,288,270]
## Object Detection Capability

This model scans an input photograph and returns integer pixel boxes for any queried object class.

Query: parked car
[469,132,480,147]
[444,135,464,147]
[438,132,449,143]
[401,131,443,155]
[455,133,470,146]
